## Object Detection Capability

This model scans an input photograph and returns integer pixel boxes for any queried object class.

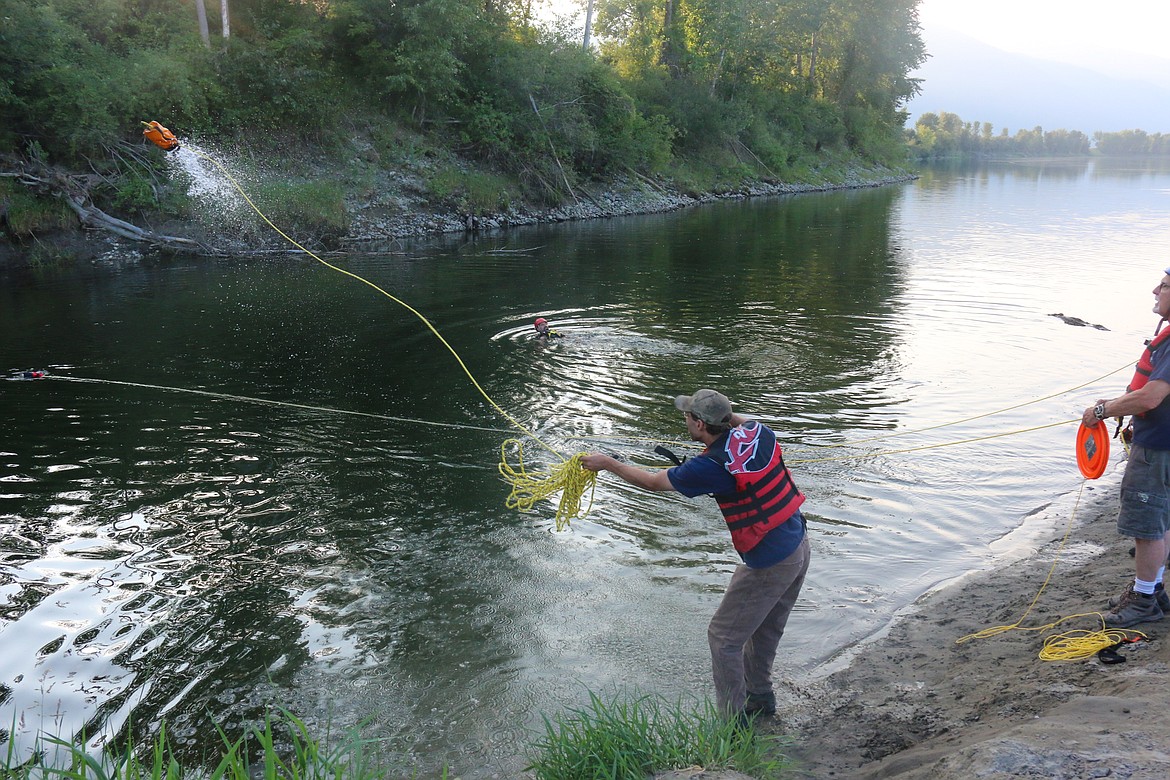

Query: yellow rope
[817,361,1133,449]
[788,418,1078,466]
[499,441,597,531]
[954,481,1150,661]
[1038,626,1147,662]
[186,145,591,526]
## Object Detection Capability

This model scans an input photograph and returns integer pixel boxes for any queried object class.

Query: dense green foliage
[526,690,790,779]
[1093,129,1170,156]
[906,111,1170,159]
[1,0,925,205]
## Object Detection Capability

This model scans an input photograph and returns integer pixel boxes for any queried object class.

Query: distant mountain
[903,27,1170,135]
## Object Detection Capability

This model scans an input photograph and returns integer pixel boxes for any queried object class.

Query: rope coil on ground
[1038,626,1147,662]
[953,481,1153,662]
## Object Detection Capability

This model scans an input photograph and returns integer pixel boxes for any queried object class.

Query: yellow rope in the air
[188,146,593,526]
[788,418,1078,466]
[954,480,1148,661]
[818,361,1133,449]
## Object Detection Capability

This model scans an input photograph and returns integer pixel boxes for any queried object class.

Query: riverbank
[739,464,1170,779]
[339,165,916,248]
[0,159,916,266]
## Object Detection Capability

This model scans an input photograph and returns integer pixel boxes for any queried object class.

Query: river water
[3,158,1170,776]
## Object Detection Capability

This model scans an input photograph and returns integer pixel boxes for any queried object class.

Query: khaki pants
[707,534,811,715]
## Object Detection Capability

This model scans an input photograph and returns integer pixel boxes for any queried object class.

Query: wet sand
[660,465,1170,779]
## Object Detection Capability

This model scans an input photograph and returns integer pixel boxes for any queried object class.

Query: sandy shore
[682,464,1170,779]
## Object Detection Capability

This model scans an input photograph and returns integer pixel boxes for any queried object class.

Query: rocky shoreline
[342,167,916,247]
[1,163,916,265]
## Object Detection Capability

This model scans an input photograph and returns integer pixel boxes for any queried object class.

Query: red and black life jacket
[704,421,805,553]
[1128,322,1170,392]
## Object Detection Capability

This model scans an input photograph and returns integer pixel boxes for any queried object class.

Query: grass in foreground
[2,710,395,780]
[525,690,793,780]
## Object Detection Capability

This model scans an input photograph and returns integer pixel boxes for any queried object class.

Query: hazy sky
[918,0,1170,62]
[548,1,1170,64]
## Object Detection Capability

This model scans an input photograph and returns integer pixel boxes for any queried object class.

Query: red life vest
[704,421,805,553]
[1128,322,1170,392]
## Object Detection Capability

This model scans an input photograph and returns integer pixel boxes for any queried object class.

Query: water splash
[165,141,253,231]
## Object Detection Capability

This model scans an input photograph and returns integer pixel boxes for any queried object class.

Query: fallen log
[2,156,217,255]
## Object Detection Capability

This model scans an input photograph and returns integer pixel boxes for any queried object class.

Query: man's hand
[1082,399,1108,428]
[580,452,675,492]
[581,453,619,473]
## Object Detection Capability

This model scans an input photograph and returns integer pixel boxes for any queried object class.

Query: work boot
[1104,584,1164,628]
[743,691,776,718]
[1109,583,1170,613]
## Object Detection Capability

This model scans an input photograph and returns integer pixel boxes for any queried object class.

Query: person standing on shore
[1083,268,1170,628]
[581,389,811,722]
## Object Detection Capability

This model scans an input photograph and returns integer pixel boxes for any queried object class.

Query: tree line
[1,0,926,210]
[908,112,1170,158]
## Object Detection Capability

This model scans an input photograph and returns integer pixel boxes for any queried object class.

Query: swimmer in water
[533,317,563,340]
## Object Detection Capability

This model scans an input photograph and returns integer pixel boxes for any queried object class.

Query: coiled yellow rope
[954,480,1150,661]
[499,441,596,531]
[187,145,592,527]
[1038,626,1147,661]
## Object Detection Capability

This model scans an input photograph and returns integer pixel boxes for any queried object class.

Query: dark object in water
[1049,313,1108,330]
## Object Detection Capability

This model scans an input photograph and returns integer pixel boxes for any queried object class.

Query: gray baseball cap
[674,389,733,425]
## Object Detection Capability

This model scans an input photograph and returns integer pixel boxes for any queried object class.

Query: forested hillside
[0,0,926,244]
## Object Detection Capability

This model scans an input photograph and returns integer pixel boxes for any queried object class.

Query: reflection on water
[4,159,1170,776]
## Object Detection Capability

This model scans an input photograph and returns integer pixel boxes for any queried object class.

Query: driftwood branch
[624,165,669,194]
[733,139,780,181]
[528,93,580,205]
[2,156,215,254]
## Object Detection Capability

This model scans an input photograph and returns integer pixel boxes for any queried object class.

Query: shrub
[0,180,76,238]
[526,690,791,780]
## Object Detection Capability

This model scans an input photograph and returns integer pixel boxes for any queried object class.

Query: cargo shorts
[1118,443,1170,539]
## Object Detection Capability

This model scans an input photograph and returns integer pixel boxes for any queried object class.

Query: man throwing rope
[1083,268,1170,628]
[582,389,810,723]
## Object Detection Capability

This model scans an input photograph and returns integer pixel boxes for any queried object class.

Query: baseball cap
[674,389,733,426]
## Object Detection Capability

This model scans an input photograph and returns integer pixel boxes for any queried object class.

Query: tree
[195,0,211,47]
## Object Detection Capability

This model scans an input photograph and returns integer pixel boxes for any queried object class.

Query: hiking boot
[1109,584,1170,613]
[1104,584,1165,628]
[743,691,777,718]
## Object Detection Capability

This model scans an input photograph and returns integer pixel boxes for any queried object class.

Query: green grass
[250,180,351,244]
[1,180,76,238]
[525,691,793,780]
[3,693,791,780]
[1,710,392,780]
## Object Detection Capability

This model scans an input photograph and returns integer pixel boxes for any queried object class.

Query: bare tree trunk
[583,0,594,50]
[808,31,818,89]
[220,0,230,40]
[709,49,725,96]
[528,94,579,205]
[195,0,210,48]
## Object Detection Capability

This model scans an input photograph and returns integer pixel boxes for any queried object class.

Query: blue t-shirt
[1134,340,1170,449]
[666,440,805,569]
